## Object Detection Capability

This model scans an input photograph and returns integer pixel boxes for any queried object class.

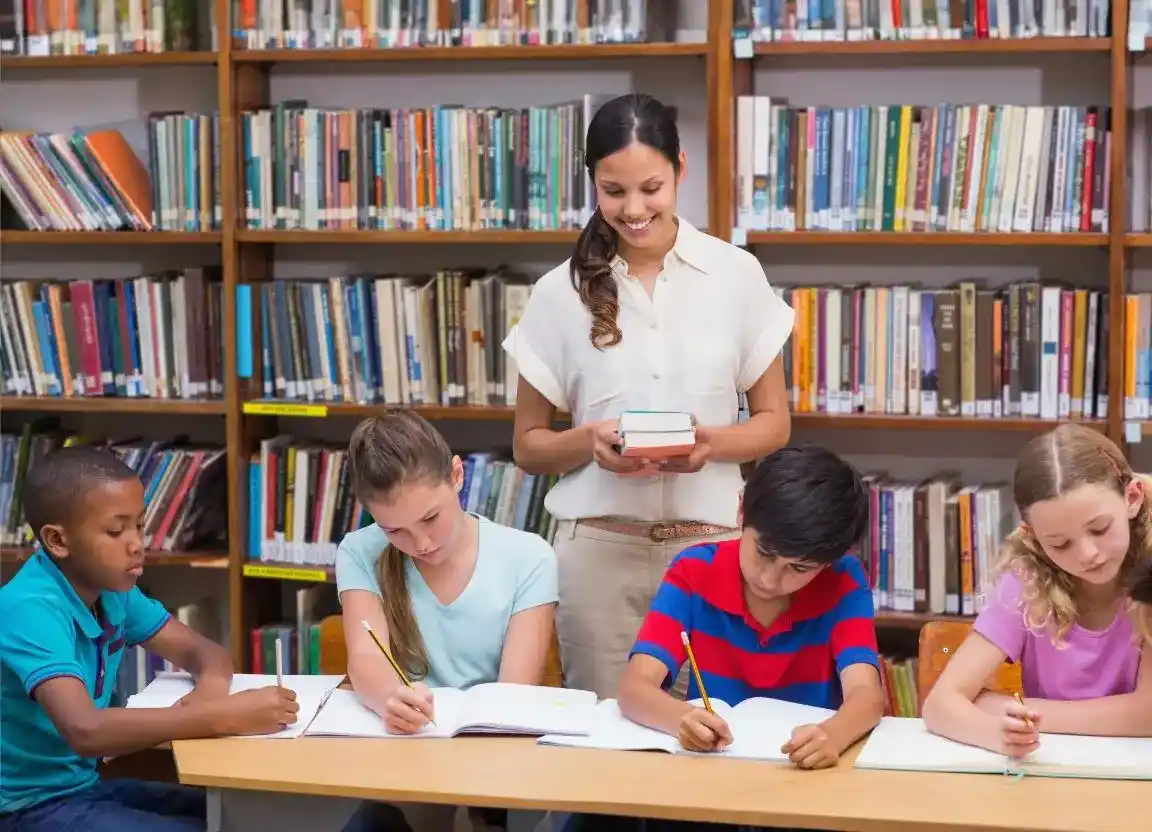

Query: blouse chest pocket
[683,335,738,395]
[570,333,629,422]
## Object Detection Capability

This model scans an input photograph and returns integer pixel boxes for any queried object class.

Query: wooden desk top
[172,737,1146,832]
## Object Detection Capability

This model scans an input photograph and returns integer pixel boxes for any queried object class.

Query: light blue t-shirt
[334,514,558,690]
[0,550,171,814]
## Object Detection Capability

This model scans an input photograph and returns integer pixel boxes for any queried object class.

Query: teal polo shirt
[0,550,171,814]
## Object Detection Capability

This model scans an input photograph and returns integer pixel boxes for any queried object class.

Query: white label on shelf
[733,37,753,59]
[1130,24,1149,53]
[1125,421,1142,445]
[731,227,748,247]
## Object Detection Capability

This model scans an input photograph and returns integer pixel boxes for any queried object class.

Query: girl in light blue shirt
[336,410,558,832]
[336,409,559,730]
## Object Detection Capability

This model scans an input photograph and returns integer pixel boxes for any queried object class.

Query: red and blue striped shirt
[630,539,880,709]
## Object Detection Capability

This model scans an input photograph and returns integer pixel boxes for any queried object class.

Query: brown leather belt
[579,517,735,542]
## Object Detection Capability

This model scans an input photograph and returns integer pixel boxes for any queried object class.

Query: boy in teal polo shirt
[0,447,299,831]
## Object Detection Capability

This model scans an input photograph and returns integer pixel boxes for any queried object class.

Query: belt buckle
[649,523,676,542]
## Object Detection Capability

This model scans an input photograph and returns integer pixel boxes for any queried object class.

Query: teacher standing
[502,93,795,699]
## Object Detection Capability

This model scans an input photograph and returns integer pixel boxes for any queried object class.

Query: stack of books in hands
[616,411,696,460]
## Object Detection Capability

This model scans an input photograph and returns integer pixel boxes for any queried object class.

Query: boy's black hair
[1130,559,1152,605]
[23,446,139,549]
[741,446,869,565]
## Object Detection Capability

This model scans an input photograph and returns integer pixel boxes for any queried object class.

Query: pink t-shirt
[973,572,1142,701]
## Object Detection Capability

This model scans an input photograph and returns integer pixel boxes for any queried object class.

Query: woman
[501,93,795,700]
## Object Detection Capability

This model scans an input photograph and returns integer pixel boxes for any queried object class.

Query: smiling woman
[502,93,796,704]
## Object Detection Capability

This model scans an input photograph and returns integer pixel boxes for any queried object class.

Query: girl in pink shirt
[922,424,1152,758]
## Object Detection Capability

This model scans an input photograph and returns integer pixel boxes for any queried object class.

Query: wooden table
[172,736,1148,832]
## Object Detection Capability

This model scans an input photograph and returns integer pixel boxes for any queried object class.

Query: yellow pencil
[361,620,412,687]
[1014,692,1035,731]
[681,631,715,715]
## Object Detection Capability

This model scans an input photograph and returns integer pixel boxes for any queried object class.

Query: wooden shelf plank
[244,401,1103,433]
[0,230,222,245]
[236,229,579,244]
[1,547,228,568]
[874,611,974,629]
[0,396,227,415]
[3,51,217,68]
[744,231,1108,246]
[1128,233,1152,248]
[233,43,707,64]
[752,37,1110,56]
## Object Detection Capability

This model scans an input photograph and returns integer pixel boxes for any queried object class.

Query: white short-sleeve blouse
[501,218,795,528]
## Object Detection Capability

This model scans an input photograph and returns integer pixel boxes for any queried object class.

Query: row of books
[1131,109,1152,233]
[249,443,558,566]
[249,585,330,675]
[735,0,1113,41]
[241,96,611,232]
[230,0,671,50]
[1124,293,1152,421]
[735,100,1112,234]
[0,424,227,551]
[0,117,222,233]
[243,271,529,407]
[0,0,214,56]
[856,475,1015,617]
[880,655,920,718]
[777,282,1110,422]
[0,272,225,401]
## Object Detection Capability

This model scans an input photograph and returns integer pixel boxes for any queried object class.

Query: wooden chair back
[318,614,564,687]
[917,620,1022,711]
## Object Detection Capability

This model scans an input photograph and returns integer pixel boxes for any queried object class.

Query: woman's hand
[588,419,649,475]
[656,425,712,474]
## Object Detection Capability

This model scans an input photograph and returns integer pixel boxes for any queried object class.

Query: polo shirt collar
[705,539,832,640]
[31,549,125,638]
[610,216,709,277]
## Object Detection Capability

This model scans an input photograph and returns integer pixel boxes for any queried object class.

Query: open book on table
[854,716,1152,781]
[538,696,835,762]
[306,682,598,739]
[126,672,345,739]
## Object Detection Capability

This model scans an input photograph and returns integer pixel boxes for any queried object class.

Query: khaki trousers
[552,520,740,700]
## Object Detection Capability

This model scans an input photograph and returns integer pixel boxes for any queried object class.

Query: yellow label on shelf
[242,401,329,417]
[243,563,329,582]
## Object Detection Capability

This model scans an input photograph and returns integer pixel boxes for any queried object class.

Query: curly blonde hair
[994,424,1152,644]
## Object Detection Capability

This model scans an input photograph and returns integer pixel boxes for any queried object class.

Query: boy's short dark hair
[23,446,139,549]
[742,446,868,566]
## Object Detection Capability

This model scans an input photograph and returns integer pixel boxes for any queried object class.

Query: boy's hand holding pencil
[676,630,732,753]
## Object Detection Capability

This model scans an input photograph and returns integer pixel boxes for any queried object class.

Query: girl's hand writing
[677,707,732,753]
[999,697,1041,759]
[588,420,648,475]
[782,724,839,769]
[217,686,299,736]
[384,682,436,734]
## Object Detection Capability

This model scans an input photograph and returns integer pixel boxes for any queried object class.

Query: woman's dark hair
[572,93,681,349]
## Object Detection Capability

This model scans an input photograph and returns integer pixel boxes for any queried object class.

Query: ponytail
[347,410,454,682]
[378,544,430,680]
[570,211,623,349]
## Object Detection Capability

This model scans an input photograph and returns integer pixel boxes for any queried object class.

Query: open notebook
[855,717,1152,780]
[538,697,835,762]
[306,682,598,739]
[126,672,345,739]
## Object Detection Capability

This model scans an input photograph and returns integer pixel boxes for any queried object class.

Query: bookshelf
[1,0,1150,676]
